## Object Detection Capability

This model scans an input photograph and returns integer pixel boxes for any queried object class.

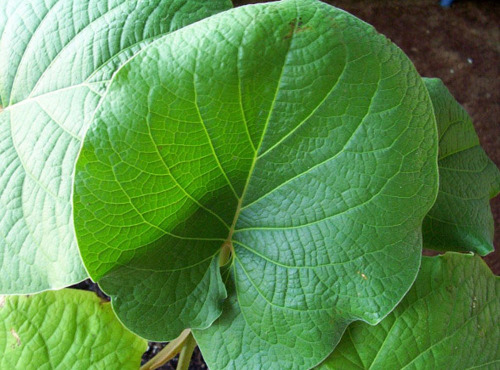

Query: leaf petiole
[219,241,233,266]
[177,332,197,370]
[140,329,192,370]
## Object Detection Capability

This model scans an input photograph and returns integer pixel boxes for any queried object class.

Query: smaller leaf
[0,289,147,369]
[318,253,500,369]
[422,78,500,255]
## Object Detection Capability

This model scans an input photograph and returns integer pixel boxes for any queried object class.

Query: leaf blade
[0,0,233,293]
[74,0,439,365]
[0,289,148,369]
[422,78,500,255]
[319,253,500,369]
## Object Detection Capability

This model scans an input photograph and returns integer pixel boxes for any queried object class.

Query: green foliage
[0,289,147,369]
[0,0,498,369]
[319,253,500,369]
[0,0,232,293]
[73,0,439,367]
[422,78,500,255]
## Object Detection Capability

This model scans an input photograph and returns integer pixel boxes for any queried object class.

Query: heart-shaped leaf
[319,253,500,369]
[0,289,147,369]
[422,78,500,255]
[0,0,232,293]
[73,0,438,366]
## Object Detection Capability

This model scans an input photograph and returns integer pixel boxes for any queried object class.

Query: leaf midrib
[222,18,297,251]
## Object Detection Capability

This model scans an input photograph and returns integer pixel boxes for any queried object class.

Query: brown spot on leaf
[284,17,313,39]
[10,328,21,347]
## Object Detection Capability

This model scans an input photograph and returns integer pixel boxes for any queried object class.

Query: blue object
[440,0,455,7]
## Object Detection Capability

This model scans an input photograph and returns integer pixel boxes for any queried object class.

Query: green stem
[140,329,191,370]
[176,332,197,370]
[219,241,233,266]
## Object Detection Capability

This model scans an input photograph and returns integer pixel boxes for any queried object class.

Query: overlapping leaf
[0,0,232,293]
[422,78,500,255]
[0,289,147,369]
[319,253,500,369]
[74,0,439,366]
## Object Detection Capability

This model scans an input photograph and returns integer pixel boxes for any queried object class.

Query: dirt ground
[80,1,500,368]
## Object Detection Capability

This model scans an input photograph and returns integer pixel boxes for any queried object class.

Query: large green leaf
[319,253,500,369]
[0,289,147,369]
[0,0,232,293]
[422,78,500,255]
[73,0,438,365]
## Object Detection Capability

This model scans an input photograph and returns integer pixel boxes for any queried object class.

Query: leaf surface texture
[422,78,500,255]
[0,0,232,293]
[74,0,439,365]
[319,253,500,369]
[0,289,147,369]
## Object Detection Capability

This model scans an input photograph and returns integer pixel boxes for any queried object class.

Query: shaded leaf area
[0,289,147,369]
[0,0,232,294]
[422,78,500,255]
[319,253,500,369]
[74,0,438,368]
